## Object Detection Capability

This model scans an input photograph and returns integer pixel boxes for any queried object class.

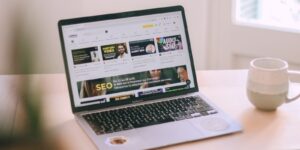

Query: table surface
[1,70,300,150]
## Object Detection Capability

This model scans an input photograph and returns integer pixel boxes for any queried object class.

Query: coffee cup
[247,57,300,111]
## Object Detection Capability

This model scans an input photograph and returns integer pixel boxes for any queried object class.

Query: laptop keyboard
[82,96,218,135]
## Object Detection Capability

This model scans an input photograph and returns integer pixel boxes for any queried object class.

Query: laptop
[58,5,242,150]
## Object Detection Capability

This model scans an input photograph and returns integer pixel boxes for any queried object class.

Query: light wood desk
[3,70,300,150]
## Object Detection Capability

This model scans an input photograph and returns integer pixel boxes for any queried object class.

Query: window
[235,0,300,33]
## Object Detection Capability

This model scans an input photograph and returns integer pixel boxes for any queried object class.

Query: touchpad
[191,117,230,132]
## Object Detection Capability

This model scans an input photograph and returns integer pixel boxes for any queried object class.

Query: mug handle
[286,70,300,103]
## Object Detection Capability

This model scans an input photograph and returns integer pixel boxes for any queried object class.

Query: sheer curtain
[235,0,300,33]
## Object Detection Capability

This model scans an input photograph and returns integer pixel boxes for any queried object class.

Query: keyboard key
[191,112,201,117]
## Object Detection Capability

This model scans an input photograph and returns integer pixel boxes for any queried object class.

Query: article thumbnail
[77,78,109,98]
[157,35,183,53]
[129,39,156,57]
[71,47,100,65]
[101,43,129,60]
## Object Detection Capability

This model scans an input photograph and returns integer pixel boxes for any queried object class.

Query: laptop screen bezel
[58,5,199,113]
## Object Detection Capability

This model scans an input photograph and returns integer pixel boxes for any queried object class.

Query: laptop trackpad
[189,117,230,133]
[135,121,204,148]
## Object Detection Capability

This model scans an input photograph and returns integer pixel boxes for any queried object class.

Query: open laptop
[58,5,242,150]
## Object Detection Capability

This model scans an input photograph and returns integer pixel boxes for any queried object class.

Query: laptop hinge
[73,92,198,117]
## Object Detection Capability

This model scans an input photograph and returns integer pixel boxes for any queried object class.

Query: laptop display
[59,7,198,111]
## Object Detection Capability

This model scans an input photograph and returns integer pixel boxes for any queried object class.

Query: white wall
[0,1,17,74]
[0,0,208,74]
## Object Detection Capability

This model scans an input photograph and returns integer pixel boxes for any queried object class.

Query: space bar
[131,117,175,128]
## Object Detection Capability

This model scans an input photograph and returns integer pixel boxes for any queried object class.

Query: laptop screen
[59,6,198,111]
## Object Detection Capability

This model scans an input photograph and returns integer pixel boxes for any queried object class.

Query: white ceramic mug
[247,57,300,111]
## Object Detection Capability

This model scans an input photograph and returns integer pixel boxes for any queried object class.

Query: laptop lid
[58,5,198,113]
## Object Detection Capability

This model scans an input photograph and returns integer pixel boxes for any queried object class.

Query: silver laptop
[58,5,242,150]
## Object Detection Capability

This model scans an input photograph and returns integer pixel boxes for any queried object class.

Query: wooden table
[1,70,300,150]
